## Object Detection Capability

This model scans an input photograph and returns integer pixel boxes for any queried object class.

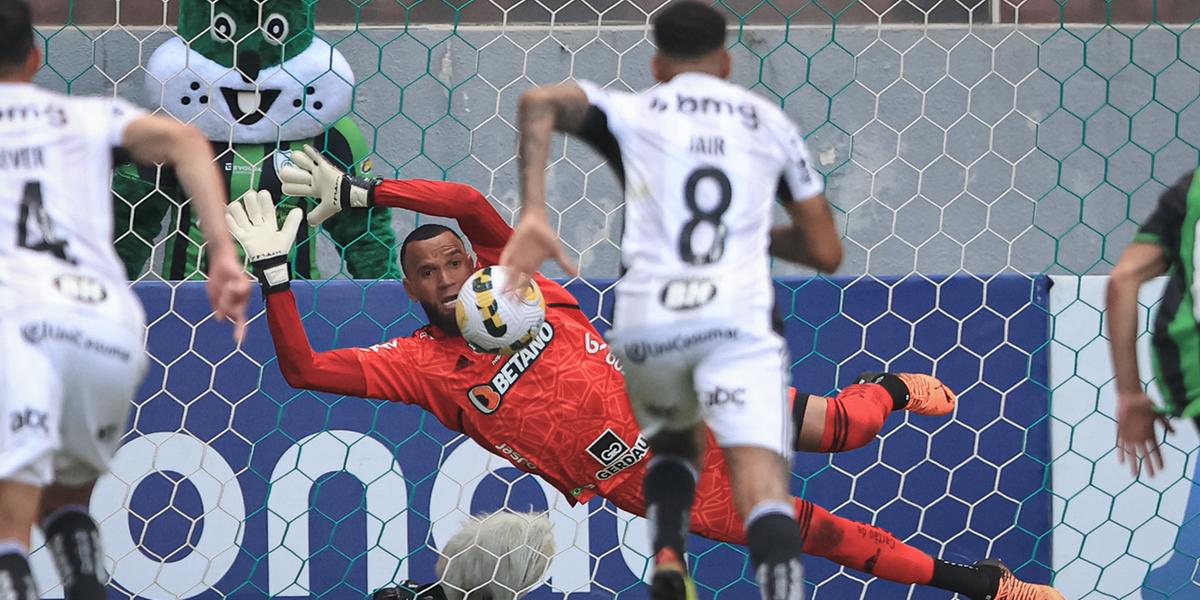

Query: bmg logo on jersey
[668,93,760,130]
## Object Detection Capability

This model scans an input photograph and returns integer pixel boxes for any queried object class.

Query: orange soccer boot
[974,559,1066,600]
[895,372,958,416]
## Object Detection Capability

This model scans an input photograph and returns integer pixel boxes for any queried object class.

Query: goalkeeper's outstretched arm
[279,144,512,259]
[227,190,430,401]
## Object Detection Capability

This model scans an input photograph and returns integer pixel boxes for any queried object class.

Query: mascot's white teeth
[237,91,260,115]
[219,87,281,125]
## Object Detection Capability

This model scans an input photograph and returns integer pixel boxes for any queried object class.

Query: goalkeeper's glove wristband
[341,174,380,209]
[250,254,292,295]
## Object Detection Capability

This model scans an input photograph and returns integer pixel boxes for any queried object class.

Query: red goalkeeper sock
[798,500,935,585]
[815,383,892,453]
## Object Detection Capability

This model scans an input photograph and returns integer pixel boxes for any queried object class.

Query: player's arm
[499,84,592,281]
[770,122,842,273]
[227,190,426,399]
[266,288,370,396]
[770,195,842,273]
[278,146,512,256]
[120,112,250,340]
[1106,177,1186,476]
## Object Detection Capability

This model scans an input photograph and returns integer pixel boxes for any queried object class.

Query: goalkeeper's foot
[370,581,446,600]
[973,559,1065,600]
[651,548,698,600]
[896,373,957,416]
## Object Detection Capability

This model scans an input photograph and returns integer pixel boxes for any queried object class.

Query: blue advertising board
[43,274,1051,599]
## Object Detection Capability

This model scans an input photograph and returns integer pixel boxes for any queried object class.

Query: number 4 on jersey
[17,181,75,263]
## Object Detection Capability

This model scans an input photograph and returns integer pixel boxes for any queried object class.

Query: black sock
[42,507,106,600]
[745,512,805,600]
[643,456,697,562]
[856,371,910,410]
[0,546,36,600]
[929,559,997,600]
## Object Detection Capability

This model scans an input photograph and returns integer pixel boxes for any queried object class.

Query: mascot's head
[146,0,354,144]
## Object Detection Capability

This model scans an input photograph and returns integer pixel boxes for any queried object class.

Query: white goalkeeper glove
[279,144,378,226]
[225,189,303,294]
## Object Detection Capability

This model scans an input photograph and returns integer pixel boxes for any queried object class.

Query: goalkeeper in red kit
[223,145,1063,600]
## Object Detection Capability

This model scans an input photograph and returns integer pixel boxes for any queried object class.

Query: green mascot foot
[112,0,397,281]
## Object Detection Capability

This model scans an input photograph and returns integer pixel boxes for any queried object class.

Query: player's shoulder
[1157,170,1196,215]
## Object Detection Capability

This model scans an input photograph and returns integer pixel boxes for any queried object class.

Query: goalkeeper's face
[401,233,474,334]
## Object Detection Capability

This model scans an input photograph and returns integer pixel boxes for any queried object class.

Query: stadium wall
[26,276,1051,599]
[38,25,1188,278]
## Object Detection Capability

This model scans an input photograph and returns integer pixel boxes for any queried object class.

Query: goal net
[25,0,1200,598]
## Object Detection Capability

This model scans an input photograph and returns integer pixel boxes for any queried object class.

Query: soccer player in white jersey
[501,3,840,598]
[0,1,250,598]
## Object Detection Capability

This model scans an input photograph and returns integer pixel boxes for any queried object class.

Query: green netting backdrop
[23,1,1200,599]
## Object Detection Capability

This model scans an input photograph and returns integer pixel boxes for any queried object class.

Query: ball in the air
[455,266,547,355]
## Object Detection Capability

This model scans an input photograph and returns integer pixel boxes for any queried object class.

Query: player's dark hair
[399,224,461,275]
[0,0,33,74]
[652,1,727,60]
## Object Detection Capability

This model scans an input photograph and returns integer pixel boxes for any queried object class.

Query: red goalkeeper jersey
[266,178,647,502]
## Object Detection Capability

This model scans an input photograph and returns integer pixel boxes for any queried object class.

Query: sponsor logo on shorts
[494,442,537,471]
[623,327,739,365]
[10,408,48,434]
[53,274,107,304]
[467,321,555,414]
[659,278,716,311]
[702,386,747,409]
[20,322,132,361]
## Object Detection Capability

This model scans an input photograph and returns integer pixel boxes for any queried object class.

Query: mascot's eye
[211,12,236,42]
[264,13,289,45]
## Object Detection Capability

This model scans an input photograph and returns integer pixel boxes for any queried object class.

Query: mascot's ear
[436,511,556,600]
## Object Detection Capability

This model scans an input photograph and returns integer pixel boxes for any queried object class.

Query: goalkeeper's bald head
[0,0,35,81]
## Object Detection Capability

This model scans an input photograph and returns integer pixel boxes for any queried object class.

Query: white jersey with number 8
[579,73,823,333]
[583,73,823,453]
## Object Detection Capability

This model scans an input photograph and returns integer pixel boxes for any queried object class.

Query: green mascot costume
[113,0,397,280]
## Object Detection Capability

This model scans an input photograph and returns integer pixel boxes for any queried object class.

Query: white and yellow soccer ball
[455,266,547,355]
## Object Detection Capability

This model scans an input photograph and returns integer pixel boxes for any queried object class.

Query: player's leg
[699,332,805,600]
[610,328,704,600]
[0,316,63,600]
[38,482,106,600]
[643,424,706,600]
[685,454,1063,599]
[794,499,1062,599]
[0,479,42,600]
[792,372,957,453]
[44,297,147,600]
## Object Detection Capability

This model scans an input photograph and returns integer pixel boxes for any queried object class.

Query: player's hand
[1116,390,1175,477]
[279,144,376,227]
[205,248,251,344]
[500,217,578,291]
[226,189,303,294]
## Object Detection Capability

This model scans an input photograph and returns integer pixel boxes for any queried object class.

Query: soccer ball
[455,266,547,355]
